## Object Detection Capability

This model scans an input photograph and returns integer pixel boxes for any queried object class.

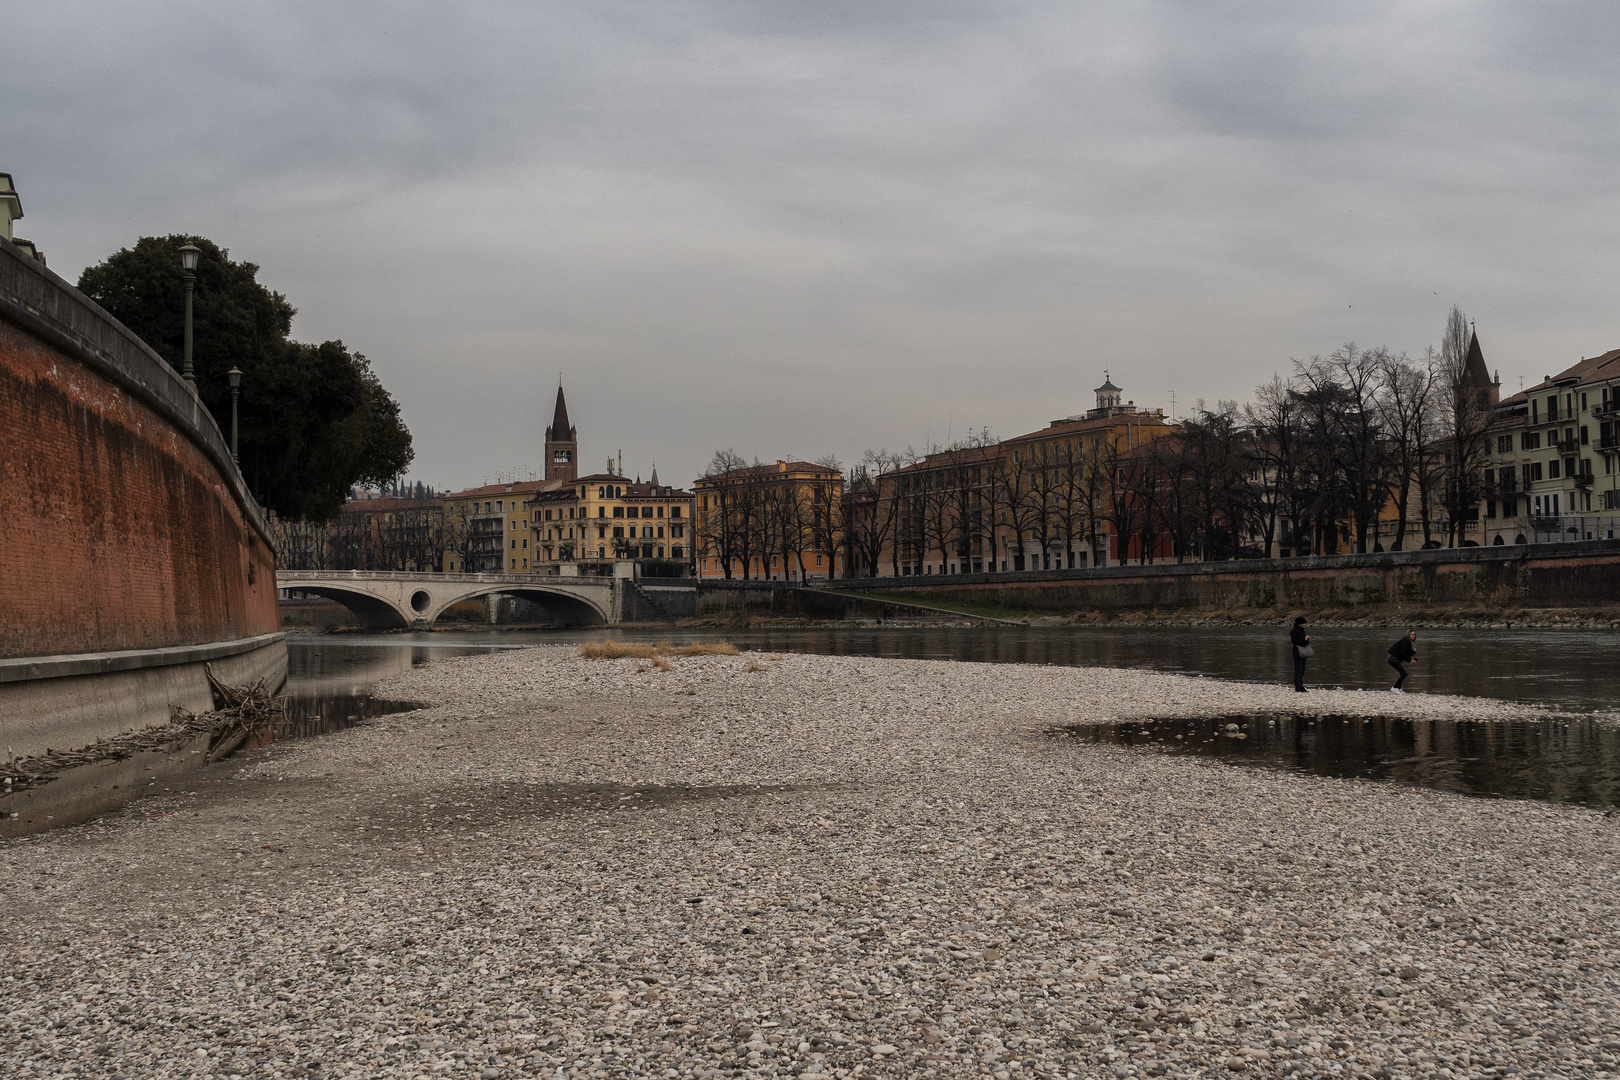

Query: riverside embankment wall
[0,237,283,757]
[696,541,1620,619]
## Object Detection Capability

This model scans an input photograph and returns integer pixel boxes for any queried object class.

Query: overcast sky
[8,2,1620,490]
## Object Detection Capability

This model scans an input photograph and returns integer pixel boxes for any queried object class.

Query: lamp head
[227,366,242,389]
[179,243,201,272]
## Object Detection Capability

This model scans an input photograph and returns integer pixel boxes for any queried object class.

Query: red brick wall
[0,319,280,658]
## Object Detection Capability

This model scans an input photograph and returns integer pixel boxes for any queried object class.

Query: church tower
[1094,373,1123,413]
[1462,329,1501,412]
[545,384,578,483]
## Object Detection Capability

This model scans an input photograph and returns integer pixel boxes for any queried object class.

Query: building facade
[438,384,695,574]
[692,460,845,580]
[870,378,1177,576]
[1480,348,1620,545]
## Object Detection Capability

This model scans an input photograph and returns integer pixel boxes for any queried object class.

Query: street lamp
[227,367,242,464]
[178,243,201,391]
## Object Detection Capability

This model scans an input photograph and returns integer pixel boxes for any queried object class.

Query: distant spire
[550,383,572,438]
[650,463,660,487]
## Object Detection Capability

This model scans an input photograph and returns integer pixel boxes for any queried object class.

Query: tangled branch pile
[0,664,284,793]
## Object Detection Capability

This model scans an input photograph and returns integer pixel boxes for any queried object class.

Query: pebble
[1,645,1617,1080]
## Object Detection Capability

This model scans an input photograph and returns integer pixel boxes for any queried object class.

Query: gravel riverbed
[3,646,1617,1080]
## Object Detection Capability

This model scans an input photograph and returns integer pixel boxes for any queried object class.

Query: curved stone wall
[0,237,282,756]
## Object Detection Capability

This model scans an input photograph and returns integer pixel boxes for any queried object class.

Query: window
[671,525,683,538]
[672,506,682,518]
[1548,396,1559,422]
[1521,431,1541,451]
[510,539,517,549]
[598,507,606,518]
[656,506,664,517]
[1549,460,1560,480]
[1582,392,1588,411]
[597,526,606,538]
[510,558,516,569]
[613,506,624,518]
[815,554,823,567]
[643,526,653,538]
[1497,434,1513,454]
[521,539,528,549]
[511,519,517,530]
[497,501,503,511]
[522,558,528,568]
[656,526,664,538]
[1581,425,1590,445]
[613,526,624,538]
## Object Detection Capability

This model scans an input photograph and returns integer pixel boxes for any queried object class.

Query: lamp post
[227,367,242,464]
[178,243,201,391]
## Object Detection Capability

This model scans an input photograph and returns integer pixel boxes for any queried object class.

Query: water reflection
[285,624,1613,712]
[1057,715,1620,809]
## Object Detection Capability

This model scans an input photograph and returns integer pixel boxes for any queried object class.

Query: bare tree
[1244,376,1306,556]
[698,449,750,578]
[1437,306,1493,546]
[848,449,906,577]
[1376,349,1443,550]
[1295,345,1389,553]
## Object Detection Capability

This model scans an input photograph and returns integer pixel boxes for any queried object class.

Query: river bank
[3,648,1617,1079]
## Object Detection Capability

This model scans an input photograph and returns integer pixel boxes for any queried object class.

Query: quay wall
[0,237,282,757]
[696,541,1620,618]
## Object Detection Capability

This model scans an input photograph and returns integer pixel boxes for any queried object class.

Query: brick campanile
[545,383,578,482]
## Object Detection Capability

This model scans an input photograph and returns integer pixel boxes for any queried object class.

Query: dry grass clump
[579,641,656,660]
[743,657,767,673]
[662,642,740,657]
[580,640,739,661]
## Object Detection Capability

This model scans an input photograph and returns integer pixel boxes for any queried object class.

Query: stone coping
[0,236,273,547]
[0,633,286,684]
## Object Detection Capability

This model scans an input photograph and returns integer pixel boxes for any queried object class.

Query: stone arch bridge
[278,570,622,628]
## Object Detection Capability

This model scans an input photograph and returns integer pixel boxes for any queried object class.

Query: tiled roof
[693,460,840,483]
[1498,348,1620,405]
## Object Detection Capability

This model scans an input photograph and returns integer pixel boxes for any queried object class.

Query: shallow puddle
[1052,714,1620,810]
[261,693,423,746]
[1,696,424,837]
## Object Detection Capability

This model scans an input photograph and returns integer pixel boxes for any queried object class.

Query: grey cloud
[6,2,1620,487]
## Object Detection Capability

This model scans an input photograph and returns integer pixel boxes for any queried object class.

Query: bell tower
[545,383,578,482]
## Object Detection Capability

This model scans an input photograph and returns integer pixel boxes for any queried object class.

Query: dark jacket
[1290,625,1309,651]
[1389,637,1417,662]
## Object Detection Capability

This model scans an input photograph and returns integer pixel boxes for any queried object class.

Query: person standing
[1388,629,1418,693]
[1290,616,1312,693]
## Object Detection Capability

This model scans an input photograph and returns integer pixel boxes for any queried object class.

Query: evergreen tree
[79,235,413,521]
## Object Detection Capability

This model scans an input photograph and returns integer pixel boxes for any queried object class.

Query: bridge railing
[276,570,606,586]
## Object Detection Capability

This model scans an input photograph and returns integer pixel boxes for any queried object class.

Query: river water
[286,623,1609,719]
[275,624,1620,812]
[5,624,1614,836]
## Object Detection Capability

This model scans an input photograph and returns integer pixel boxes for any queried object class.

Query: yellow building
[439,480,546,573]
[437,384,694,574]
[692,460,844,580]
[875,377,1176,575]
[530,470,693,566]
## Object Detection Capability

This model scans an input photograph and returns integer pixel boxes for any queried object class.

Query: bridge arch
[289,585,413,629]
[424,585,606,628]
